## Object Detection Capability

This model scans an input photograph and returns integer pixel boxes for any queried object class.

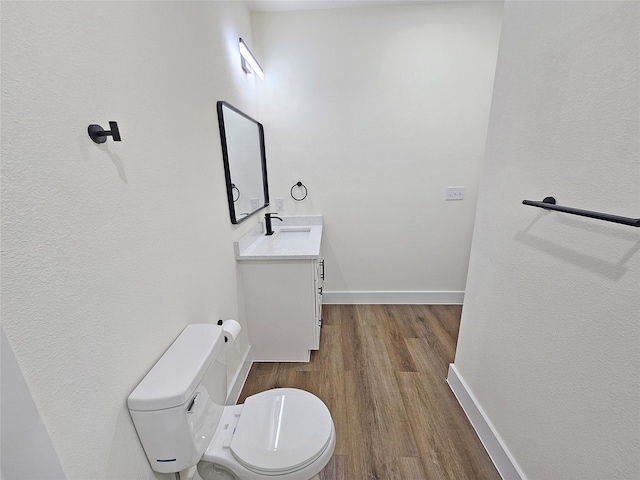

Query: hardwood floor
[238,305,501,480]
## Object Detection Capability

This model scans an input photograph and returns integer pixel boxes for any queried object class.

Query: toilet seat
[230,388,333,475]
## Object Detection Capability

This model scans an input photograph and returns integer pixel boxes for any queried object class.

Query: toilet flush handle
[186,392,200,413]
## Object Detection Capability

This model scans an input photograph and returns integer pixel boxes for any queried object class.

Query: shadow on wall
[78,132,128,184]
[516,212,640,281]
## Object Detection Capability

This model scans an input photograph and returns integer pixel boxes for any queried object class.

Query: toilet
[127,324,335,480]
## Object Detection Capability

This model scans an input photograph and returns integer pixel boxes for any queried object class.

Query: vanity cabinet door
[239,258,320,362]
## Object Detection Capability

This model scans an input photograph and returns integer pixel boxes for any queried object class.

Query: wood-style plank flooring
[238,305,501,480]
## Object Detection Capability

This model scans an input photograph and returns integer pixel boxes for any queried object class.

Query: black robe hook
[88,121,121,143]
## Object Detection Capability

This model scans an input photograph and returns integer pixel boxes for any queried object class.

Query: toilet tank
[127,324,227,473]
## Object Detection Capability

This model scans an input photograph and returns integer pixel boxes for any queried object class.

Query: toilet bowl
[198,388,335,480]
[128,324,335,480]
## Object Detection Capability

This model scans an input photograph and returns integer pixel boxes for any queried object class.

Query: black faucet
[265,213,283,236]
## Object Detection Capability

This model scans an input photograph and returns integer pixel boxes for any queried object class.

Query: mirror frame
[216,101,270,224]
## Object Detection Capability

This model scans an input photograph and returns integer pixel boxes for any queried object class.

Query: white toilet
[127,324,335,480]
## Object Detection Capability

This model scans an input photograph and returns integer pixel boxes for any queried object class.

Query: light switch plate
[446,187,465,201]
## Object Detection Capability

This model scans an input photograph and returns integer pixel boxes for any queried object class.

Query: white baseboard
[447,364,525,480]
[226,346,254,405]
[322,290,464,305]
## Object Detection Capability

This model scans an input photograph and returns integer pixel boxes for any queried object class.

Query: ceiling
[244,0,439,12]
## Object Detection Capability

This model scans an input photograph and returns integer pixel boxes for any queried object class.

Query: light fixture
[239,38,264,80]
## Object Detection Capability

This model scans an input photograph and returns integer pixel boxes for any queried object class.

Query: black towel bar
[522,197,640,228]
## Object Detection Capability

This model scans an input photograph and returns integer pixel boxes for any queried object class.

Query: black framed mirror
[217,101,269,224]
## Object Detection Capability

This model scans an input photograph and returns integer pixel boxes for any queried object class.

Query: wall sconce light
[239,38,264,80]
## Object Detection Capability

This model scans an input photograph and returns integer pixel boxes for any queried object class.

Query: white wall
[453,1,639,479]
[252,2,504,300]
[1,2,261,478]
[1,327,66,480]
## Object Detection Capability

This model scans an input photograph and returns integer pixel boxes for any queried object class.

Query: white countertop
[235,215,323,261]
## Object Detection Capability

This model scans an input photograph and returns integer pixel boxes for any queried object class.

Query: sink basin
[234,215,323,260]
[276,227,311,240]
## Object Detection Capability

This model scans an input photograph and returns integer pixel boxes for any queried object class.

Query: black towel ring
[231,183,240,202]
[290,181,308,201]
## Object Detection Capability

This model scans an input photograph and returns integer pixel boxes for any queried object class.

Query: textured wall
[454,1,640,478]
[252,2,504,294]
[1,2,260,478]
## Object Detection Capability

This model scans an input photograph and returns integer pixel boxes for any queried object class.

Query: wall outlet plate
[446,186,465,201]
[275,197,284,210]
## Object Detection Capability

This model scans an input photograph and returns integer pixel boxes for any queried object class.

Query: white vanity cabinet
[238,257,323,361]
[234,216,324,362]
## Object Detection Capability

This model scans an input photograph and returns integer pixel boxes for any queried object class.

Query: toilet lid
[230,388,333,474]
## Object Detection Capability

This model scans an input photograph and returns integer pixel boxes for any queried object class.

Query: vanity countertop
[235,215,323,261]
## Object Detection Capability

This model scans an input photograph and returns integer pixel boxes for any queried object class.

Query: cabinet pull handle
[320,260,325,280]
[318,286,323,296]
